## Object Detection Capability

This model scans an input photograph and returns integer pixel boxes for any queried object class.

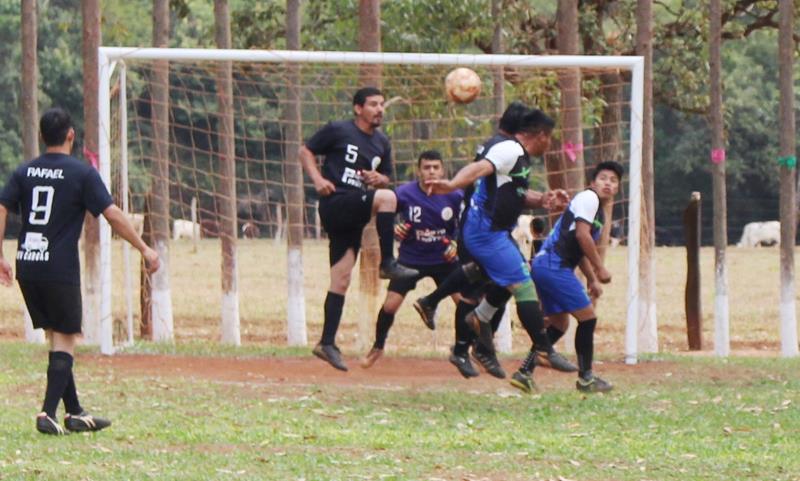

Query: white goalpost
[92,48,645,360]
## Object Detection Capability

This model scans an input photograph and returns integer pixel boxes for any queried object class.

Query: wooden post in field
[356,0,382,352]
[709,0,729,356]
[284,0,307,346]
[777,0,798,357]
[20,0,44,344]
[683,192,702,350]
[215,0,240,345]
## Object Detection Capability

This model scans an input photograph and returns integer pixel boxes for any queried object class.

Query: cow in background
[737,220,780,247]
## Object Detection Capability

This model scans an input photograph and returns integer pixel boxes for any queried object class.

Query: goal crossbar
[94,47,645,363]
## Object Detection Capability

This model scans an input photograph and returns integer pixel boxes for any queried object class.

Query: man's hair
[592,160,625,181]
[353,87,384,106]
[517,108,555,135]
[417,149,443,166]
[498,101,530,134]
[40,107,73,147]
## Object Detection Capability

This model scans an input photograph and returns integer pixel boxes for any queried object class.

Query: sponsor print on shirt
[17,232,50,262]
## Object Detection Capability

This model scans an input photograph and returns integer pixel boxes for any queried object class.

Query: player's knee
[510,280,537,303]
[373,189,396,211]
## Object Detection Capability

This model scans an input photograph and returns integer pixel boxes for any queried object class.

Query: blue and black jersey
[536,189,604,269]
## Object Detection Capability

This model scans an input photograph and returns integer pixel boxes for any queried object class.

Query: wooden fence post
[684,191,702,350]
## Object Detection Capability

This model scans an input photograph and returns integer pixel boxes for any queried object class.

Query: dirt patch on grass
[87,350,763,393]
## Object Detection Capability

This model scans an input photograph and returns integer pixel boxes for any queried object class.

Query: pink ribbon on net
[563,141,583,162]
[83,146,99,169]
[710,148,726,165]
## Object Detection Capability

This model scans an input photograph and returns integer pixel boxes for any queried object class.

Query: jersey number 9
[29,186,55,226]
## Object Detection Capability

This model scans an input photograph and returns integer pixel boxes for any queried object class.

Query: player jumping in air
[0,108,160,435]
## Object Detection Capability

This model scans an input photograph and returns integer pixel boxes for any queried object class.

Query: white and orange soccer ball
[444,67,481,104]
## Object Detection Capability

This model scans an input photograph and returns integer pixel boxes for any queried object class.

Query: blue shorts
[463,210,530,288]
[531,254,591,315]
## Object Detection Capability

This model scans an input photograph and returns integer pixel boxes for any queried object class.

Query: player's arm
[576,220,611,283]
[0,204,11,286]
[425,160,493,195]
[102,205,160,274]
[298,145,335,196]
[578,256,603,300]
[361,169,390,188]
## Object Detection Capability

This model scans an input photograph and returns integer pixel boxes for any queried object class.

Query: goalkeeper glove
[395,221,412,241]
[442,238,458,263]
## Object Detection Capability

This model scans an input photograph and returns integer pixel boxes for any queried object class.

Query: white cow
[173,219,200,241]
[736,221,780,247]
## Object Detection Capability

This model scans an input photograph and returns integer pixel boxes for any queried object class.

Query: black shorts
[319,190,376,266]
[387,262,459,297]
[18,280,82,334]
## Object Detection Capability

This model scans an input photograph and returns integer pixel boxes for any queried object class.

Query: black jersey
[470,134,531,231]
[0,153,114,285]
[305,120,392,192]
[537,189,604,269]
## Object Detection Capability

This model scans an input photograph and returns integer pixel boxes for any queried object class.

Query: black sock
[516,301,552,353]
[519,348,536,374]
[62,370,83,416]
[373,308,395,350]
[376,212,395,265]
[427,264,468,306]
[42,351,73,418]
[547,326,565,344]
[486,285,511,333]
[453,300,475,356]
[575,318,597,378]
[321,291,345,345]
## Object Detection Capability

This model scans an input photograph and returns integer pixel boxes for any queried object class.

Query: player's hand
[543,189,569,211]
[0,257,12,287]
[142,247,161,274]
[360,170,385,188]
[588,280,603,300]
[424,179,454,195]
[313,177,336,196]
[596,266,612,284]
[442,238,458,263]
[394,221,412,241]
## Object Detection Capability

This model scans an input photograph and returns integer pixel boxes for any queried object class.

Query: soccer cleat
[538,350,579,373]
[576,373,613,393]
[472,345,506,379]
[64,411,111,433]
[378,260,419,281]
[412,296,437,330]
[449,348,479,379]
[313,343,349,371]
[509,370,537,394]
[36,413,67,435]
[360,347,384,369]
[465,311,495,355]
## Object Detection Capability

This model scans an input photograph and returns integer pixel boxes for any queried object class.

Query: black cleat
[379,260,419,281]
[539,350,578,373]
[64,411,111,433]
[36,413,67,435]
[449,348,479,378]
[472,345,506,379]
[413,296,437,330]
[509,370,537,394]
[313,343,349,371]
[465,311,495,354]
[576,373,613,393]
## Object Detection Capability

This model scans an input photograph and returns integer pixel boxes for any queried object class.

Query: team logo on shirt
[441,207,453,221]
[17,232,50,262]
[371,156,382,170]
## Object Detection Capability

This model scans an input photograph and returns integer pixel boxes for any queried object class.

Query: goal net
[94,49,643,358]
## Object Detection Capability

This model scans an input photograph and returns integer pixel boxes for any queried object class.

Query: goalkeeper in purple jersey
[360,150,463,368]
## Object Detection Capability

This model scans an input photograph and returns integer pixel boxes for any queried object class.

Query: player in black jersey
[299,87,418,371]
[0,108,160,435]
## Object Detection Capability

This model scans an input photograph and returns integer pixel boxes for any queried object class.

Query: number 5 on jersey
[345,144,358,163]
[29,186,54,225]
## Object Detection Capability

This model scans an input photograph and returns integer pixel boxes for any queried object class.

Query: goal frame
[94,47,645,361]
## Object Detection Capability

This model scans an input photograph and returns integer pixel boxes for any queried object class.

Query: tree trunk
[214,0,240,345]
[20,0,44,344]
[709,0,729,356]
[777,0,798,357]
[81,0,103,345]
[357,0,381,353]
[635,0,658,353]
[147,0,174,341]
[285,0,307,346]
[556,0,584,195]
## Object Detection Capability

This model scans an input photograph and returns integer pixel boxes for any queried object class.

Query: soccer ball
[445,67,481,104]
